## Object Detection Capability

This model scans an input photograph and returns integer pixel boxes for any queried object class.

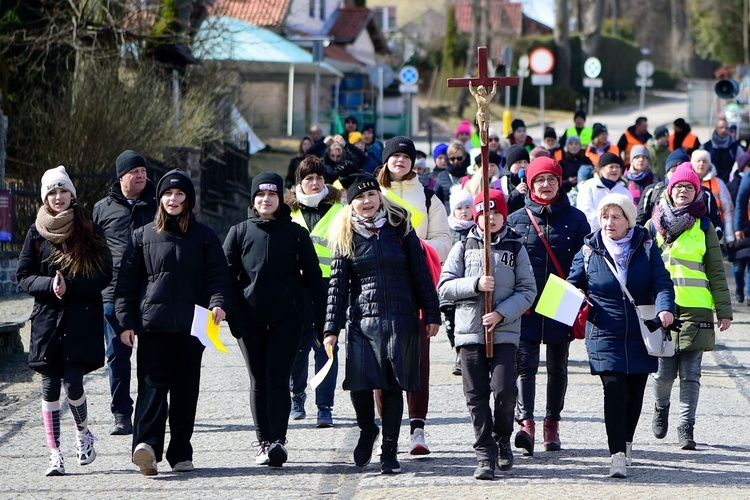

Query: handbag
[525,208,587,339]
[601,256,675,357]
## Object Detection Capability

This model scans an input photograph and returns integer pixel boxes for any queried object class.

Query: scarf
[448,216,475,232]
[295,184,329,208]
[352,206,388,239]
[711,131,733,149]
[35,205,75,244]
[600,176,618,190]
[625,169,651,182]
[601,228,634,280]
[651,197,707,245]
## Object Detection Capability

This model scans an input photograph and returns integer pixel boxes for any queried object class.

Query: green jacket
[648,144,670,180]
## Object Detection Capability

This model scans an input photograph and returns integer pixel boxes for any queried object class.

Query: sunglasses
[449,156,465,162]
[489,137,500,142]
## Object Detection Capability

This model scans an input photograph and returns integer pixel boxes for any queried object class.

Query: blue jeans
[732,258,750,297]
[652,350,704,426]
[104,302,133,418]
[289,326,338,407]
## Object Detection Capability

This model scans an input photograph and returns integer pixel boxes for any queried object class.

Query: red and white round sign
[529,47,555,75]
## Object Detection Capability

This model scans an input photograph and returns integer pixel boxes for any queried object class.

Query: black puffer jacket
[506,194,590,344]
[18,224,113,374]
[114,215,230,335]
[324,222,441,392]
[223,204,326,337]
[92,180,157,302]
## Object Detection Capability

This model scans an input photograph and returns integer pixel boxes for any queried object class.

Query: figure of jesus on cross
[447,47,519,357]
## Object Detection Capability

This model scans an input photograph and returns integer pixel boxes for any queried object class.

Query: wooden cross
[447,47,519,358]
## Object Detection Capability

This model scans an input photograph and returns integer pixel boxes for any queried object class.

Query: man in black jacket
[92,150,157,435]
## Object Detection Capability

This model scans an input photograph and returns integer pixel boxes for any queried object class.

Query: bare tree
[582,0,605,57]
[455,0,481,116]
[555,0,571,86]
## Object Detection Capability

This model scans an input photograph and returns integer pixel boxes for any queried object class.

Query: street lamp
[290,36,332,127]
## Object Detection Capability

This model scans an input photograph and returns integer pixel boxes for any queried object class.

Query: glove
[334,160,360,178]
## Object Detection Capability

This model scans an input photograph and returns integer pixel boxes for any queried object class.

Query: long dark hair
[46,203,110,277]
[154,203,190,233]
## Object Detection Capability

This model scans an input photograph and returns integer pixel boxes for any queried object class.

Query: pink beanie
[667,163,701,196]
[456,120,472,137]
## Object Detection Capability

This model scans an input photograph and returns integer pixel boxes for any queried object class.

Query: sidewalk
[1,267,749,498]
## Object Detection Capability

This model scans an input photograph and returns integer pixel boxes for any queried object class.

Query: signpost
[370,64,394,142]
[583,56,603,118]
[636,60,654,111]
[399,65,419,136]
[516,55,530,117]
[529,47,555,130]
[447,47,519,357]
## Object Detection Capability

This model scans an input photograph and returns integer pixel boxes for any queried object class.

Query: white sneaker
[409,428,431,455]
[172,460,194,472]
[76,429,97,465]
[46,449,65,476]
[133,442,158,476]
[255,441,270,465]
[625,442,633,466]
[609,452,627,478]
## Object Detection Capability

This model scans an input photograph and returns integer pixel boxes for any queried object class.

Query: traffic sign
[518,55,529,71]
[399,65,419,85]
[584,57,602,79]
[502,46,513,66]
[531,73,553,86]
[583,78,603,88]
[370,64,395,88]
[529,47,555,75]
[636,60,654,79]
[636,78,654,87]
[399,83,419,94]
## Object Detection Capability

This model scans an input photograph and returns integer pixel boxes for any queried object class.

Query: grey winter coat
[438,226,537,347]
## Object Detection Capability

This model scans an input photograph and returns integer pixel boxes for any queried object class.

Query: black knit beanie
[251,172,284,201]
[116,150,146,178]
[156,169,195,209]
[382,136,417,167]
[340,172,380,202]
[505,144,530,168]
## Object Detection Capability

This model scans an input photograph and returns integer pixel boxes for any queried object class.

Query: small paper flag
[535,274,586,327]
[309,344,334,389]
[190,305,229,353]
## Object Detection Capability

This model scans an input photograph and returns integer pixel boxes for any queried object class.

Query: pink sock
[42,400,61,449]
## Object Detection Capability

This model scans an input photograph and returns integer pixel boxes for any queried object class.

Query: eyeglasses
[489,137,500,142]
[673,183,696,192]
[533,176,559,186]
[448,156,465,162]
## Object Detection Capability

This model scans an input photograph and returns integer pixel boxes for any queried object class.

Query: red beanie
[526,157,562,185]
[473,189,508,223]
[667,163,701,197]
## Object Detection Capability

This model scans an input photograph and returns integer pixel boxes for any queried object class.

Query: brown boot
[514,419,535,456]
[543,418,561,451]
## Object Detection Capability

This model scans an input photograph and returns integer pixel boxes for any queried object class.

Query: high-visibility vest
[622,130,645,167]
[668,132,700,152]
[657,221,714,309]
[585,144,620,167]
[382,188,427,229]
[701,178,723,220]
[565,126,593,146]
[290,203,344,278]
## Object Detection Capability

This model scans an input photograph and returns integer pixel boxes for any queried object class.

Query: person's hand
[324,136,335,146]
[482,311,503,330]
[569,176,578,185]
[53,270,66,299]
[516,182,528,194]
[323,334,338,350]
[333,134,346,147]
[735,230,745,241]
[718,318,732,331]
[120,329,135,347]
[478,275,494,292]
[211,307,226,324]
[658,311,674,328]
[426,323,439,338]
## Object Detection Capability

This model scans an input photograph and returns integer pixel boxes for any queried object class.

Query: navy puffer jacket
[324,222,440,392]
[567,226,675,375]
[506,193,590,344]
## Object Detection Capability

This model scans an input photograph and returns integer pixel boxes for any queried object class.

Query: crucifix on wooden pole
[447,47,519,358]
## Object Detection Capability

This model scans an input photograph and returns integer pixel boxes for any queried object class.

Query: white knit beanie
[597,193,636,228]
[449,184,473,213]
[40,166,77,202]
[691,149,711,164]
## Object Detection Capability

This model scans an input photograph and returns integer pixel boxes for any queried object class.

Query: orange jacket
[621,130,646,167]
[669,133,700,153]
[585,144,620,167]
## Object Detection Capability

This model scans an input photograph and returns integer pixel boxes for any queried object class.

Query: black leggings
[599,373,649,454]
[41,364,86,402]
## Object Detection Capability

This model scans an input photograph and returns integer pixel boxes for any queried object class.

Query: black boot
[678,423,696,450]
[353,424,379,467]
[497,435,514,471]
[380,438,401,474]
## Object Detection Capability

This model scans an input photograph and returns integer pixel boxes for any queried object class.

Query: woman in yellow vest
[376,136,452,455]
[285,155,344,428]
[648,164,732,451]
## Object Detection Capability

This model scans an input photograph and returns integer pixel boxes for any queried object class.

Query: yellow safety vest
[565,126,593,146]
[290,203,344,278]
[382,189,426,229]
[657,221,714,309]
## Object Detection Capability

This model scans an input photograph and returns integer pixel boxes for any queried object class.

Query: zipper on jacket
[541,212,548,342]
[375,231,393,362]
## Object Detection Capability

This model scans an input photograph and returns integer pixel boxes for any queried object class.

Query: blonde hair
[328,193,412,259]
[447,141,466,158]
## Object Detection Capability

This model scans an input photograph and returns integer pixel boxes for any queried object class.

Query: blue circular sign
[399,65,419,85]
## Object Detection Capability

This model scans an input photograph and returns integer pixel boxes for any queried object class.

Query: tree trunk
[611,0,619,36]
[670,0,695,75]
[455,0,481,116]
[582,0,605,58]
[555,0,571,86]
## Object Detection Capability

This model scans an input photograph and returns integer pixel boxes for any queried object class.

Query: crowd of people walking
[19,110,738,481]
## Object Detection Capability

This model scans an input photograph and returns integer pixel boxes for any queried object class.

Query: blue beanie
[433,143,448,160]
[665,149,691,171]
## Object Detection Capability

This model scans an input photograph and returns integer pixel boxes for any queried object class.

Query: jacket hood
[285,185,342,211]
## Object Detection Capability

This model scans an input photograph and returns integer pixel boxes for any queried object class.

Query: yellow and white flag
[309,344,334,389]
[190,305,229,353]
